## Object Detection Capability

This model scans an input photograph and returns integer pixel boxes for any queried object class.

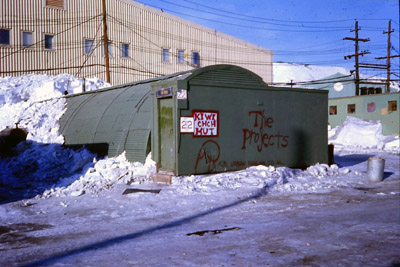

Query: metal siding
[124,129,150,162]
[177,85,328,175]
[1,0,273,85]
[60,82,152,162]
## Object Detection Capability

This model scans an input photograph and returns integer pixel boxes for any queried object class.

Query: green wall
[328,93,400,135]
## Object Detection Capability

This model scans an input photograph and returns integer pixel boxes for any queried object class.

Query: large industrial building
[0,0,273,85]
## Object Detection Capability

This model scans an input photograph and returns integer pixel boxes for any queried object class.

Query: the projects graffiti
[242,110,289,152]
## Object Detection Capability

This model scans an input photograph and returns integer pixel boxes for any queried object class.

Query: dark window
[360,87,368,95]
[44,34,54,49]
[368,87,375,95]
[84,39,94,54]
[102,41,112,57]
[121,43,129,58]
[45,0,64,9]
[367,102,376,112]
[177,50,184,64]
[329,106,337,115]
[162,48,170,62]
[22,32,33,47]
[388,101,397,112]
[348,104,356,114]
[0,29,10,45]
[192,52,200,66]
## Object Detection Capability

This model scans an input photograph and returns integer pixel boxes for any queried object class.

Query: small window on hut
[388,101,397,112]
[329,106,337,115]
[45,0,64,9]
[347,104,356,114]
[367,102,376,113]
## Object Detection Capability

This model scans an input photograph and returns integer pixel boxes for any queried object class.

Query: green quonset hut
[60,65,329,176]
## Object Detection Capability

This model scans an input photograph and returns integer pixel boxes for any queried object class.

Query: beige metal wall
[0,0,273,85]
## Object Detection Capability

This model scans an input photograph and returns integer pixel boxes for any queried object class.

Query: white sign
[193,111,218,137]
[177,89,187,100]
[180,117,194,133]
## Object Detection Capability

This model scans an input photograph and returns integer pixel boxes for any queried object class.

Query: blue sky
[134,0,399,79]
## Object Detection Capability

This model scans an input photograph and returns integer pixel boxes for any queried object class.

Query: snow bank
[0,74,158,200]
[329,116,399,151]
[0,74,109,106]
[0,74,110,144]
[40,152,156,198]
[171,164,354,196]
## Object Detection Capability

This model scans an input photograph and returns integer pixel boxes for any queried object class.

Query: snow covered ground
[0,74,399,266]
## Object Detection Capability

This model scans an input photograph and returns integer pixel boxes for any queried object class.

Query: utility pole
[343,20,370,96]
[376,20,399,93]
[102,0,111,83]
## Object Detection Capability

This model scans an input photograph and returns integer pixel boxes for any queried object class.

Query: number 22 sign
[180,117,194,133]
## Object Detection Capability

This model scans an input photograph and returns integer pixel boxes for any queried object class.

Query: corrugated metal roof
[60,82,153,162]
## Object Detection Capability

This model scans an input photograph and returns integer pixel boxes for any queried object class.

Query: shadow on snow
[0,140,98,205]
[334,153,395,180]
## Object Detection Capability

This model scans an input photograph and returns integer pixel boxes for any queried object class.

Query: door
[158,98,175,172]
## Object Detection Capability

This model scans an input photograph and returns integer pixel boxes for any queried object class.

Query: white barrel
[367,157,385,182]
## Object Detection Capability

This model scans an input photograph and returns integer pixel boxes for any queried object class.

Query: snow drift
[329,116,399,150]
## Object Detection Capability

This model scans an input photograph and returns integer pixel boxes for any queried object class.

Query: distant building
[0,0,273,85]
[304,72,398,98]
[304,73,399,135]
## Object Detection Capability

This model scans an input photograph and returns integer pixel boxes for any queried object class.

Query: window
[84,39,94,55]
[102,41,112,57]
[177,50,184,64]
[329,106,337,115]
[347,104,356,114]
[388,101,397,112]
[121,43,129,58]
[192,51,200,66]
[367,102,376,113]
[45,0,64,9]
[22,32,33,47]
[162,48,170,62]
[0,29,10,45]
[44,34,54,50]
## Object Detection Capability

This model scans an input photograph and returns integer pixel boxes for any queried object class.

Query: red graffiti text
[242,111,289,152]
